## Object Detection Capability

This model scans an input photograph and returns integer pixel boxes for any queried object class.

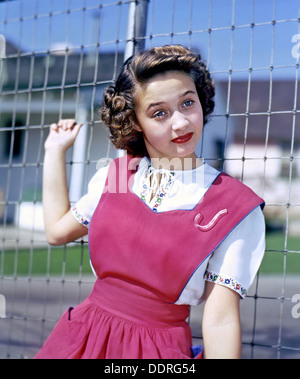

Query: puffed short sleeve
[204,206,266,298]
[71,166,109,228]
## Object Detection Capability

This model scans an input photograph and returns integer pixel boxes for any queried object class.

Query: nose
[171,111,189,131]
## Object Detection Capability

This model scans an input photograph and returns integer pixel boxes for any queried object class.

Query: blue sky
[0,0,299,79]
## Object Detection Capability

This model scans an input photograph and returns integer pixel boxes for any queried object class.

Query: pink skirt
[35,279,203,359]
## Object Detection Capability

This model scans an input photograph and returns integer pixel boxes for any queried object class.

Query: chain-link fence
[0,0,299,359]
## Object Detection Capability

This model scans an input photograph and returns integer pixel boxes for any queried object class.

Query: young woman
[36,45,265,359]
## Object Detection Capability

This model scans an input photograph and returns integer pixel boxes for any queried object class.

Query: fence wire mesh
[0,0,299,359]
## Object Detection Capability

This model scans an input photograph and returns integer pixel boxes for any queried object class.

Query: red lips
[171,133,193,144]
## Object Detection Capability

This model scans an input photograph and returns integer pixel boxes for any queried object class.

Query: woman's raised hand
[43,119,87,245]
[45,119,83,152]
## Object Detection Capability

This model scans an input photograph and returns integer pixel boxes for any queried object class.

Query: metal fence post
[124,0,149,61]
[134,0,149,53]
[0,34,5,88]
[0,294,6,319]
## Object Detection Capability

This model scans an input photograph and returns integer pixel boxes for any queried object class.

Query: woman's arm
[202,281,242,359]
[43,119,88,245]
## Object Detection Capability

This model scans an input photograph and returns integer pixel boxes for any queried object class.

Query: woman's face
[134,71,204,170]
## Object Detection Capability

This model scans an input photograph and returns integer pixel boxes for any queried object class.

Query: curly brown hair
[100,45,215,157]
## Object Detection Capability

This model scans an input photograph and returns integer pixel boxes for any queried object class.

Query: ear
[133,118,143,133]
[134,124,143,133]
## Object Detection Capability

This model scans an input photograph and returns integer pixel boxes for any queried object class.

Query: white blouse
[72,157,265,305]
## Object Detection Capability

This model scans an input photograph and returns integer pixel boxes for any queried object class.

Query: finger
[62,120,69,131]
[50,123,59,132]
[57,119,75,131]
[67,119,76,129]
[72,122,83,137]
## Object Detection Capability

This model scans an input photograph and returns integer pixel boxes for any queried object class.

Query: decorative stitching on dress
[140,165,175,212]
[204,271,247,298]
[71,206,89,227]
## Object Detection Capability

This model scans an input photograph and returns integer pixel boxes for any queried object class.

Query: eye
[153,110,166,119]
[183,99,194,108]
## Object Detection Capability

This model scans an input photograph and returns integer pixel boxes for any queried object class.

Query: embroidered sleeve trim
[204,271,247,299]
[71,206,89,228]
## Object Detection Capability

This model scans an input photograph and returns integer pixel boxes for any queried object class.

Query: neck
[149,154,203,171]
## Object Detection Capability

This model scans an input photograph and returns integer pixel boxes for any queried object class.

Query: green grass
[0,233,299,277]
[259,232,300,275]
[0,244,93,277]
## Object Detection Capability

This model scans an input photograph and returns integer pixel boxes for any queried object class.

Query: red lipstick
[171,133,193,144]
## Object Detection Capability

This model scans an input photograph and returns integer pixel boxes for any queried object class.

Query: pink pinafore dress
[36,156,264,359]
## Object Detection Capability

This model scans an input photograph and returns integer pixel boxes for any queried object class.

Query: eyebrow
[146,90,197,112]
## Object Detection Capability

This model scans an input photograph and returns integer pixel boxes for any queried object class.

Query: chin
[174,145,197,158]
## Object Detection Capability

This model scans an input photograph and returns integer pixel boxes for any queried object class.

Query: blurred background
[0,0,299,359]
